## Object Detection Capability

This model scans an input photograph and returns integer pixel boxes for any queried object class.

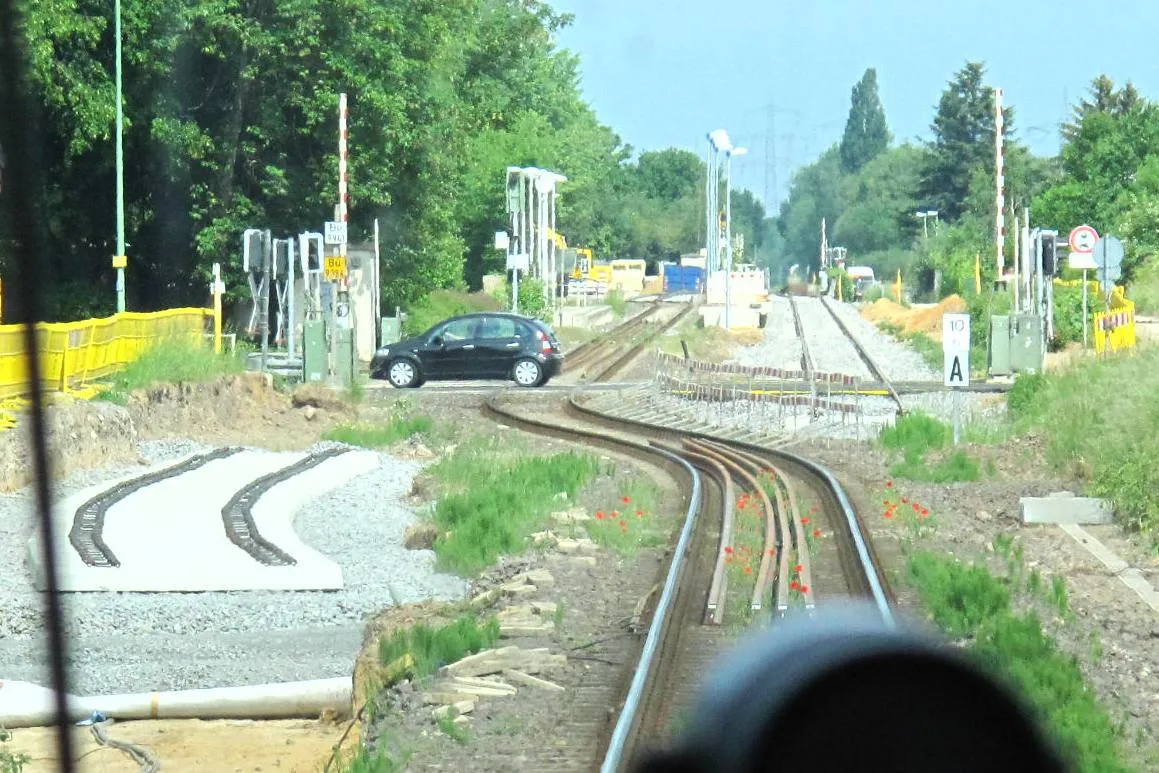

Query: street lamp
[724,146,747,330]
[113,0,126,312]
[915,210,939,239]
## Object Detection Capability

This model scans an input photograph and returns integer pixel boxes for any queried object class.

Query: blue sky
[549,0,1159,212]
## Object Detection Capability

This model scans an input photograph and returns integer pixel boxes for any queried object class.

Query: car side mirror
[430,335,444,348]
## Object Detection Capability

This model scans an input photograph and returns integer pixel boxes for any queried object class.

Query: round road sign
[1068,225,1099,254]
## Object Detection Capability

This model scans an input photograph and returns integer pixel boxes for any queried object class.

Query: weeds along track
[483,387,893,771]
[565,299,694,383]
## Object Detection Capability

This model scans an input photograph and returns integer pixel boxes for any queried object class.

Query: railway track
[564,299,693,383]
[68,447,348,570]
[69,447,244,567]
[482,384,893,771]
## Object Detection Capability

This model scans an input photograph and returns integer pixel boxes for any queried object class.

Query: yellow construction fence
[0,308,214,400]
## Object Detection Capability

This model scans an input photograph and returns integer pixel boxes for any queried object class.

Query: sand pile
[860,294,969,341]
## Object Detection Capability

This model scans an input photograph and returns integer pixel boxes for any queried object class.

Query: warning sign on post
[942,313,970,387]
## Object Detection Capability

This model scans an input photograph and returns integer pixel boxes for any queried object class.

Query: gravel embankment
[824,300,940,382]
[0,440,467,695]
[729,296,803,371]
[792,297,872,379]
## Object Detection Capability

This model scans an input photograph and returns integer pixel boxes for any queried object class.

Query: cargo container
[663,265,705,294]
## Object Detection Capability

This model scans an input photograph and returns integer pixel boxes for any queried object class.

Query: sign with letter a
[942,313,971,387]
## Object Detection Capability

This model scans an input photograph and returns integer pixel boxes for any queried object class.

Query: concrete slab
[698,305,761,329]
[27,449,379,592]
[1059,524,1159,613]
[1020,493,1113,525]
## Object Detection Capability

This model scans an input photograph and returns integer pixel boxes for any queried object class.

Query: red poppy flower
[619,519,627,527]
[901,497,908,504]
[635,510,644,517]
[884,511,894,519]
[622,496,631,504]
[885,480,894,488]
[800,584,809,594]
[883,499,890,506]
[812,528,822,538]
[767,548,775,557]
[801,516,811,525]
[595,511,605,520]
[744,566,753,575]
[724,546,734,555]
[790,580,800,590]
[612,511,619,518]
[794,563,803,573]
[913,503,920,511]
[921,508,929,516]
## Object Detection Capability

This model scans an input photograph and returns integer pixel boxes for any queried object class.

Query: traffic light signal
[1041,233,1058,275]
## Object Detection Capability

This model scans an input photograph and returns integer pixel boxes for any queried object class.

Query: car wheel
[388,358,419,389]
[513,358,543,387]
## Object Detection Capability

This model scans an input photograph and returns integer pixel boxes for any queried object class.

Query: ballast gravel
[823,300,940,382]
[0,439,468,696]
[787,297,872,380]
[729,296,803,372]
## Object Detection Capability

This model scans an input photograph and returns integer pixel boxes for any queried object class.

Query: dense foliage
[0,0,765,321]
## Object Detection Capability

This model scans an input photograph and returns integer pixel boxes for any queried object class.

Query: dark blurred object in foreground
[635,603,1065,773]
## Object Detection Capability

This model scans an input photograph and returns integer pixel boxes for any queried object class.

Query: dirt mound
[859,294,969,341]
[0,398,137,491]
[903,294,968,338]
[862,297,908,322]
[127,372,342,449]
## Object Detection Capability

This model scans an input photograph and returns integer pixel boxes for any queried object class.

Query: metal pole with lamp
[113,0,127,312]
[724,146,747,330]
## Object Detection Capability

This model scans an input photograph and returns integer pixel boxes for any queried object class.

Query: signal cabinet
[1008,314,1044,374]
[988,316,1011,376]
[303,320,327,383]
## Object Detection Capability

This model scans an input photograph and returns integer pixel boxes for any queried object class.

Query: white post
[994,87,1006,279]
[952,389,961,446]
[1012,212,1020,312]
[373,217,381,346]
[287,240,296,357]
[705,138,714,270]
[725,152,733,329]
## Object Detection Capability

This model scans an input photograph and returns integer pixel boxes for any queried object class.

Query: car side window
[436,318,477,342]
[480,316,519,339]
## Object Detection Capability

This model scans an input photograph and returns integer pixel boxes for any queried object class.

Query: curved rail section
[483,385,894,772]
[220,447,352,566]
[69,447,244,567]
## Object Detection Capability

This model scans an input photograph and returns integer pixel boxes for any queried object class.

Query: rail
[69,447,243,568]
[220,447,351,566]
[818,296,905,414]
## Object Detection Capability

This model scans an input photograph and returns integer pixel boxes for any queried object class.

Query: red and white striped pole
[338,92,349,265]
[995,87,1006,280]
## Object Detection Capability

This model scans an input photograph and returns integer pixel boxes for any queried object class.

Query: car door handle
[506,342,519,348]
[463,344,475,350]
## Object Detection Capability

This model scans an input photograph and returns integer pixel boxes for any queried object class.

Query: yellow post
[974,254,982,294]
[212,262,223,354]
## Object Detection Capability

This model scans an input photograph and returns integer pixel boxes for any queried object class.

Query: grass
[583,476,666,555]
[98,337,245,404]
[906,550,1135,773]
[876,320,942,372]
[324,415,434,448]
[436,714,470,744]
[0,728,29,773]
[656,318,739,363]
[338,746,410,773]
[1008,346,1159,541]
[879,412,982,483]
[377,615,500,683]
[1128,259,1159,315]
[428,436,602,574]
[607,289,628,318]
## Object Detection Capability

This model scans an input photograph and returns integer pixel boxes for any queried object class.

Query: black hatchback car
[370,312,564,388]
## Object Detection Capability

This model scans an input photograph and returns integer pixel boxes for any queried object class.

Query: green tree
[840,68,891,174]
[920,62,1011,222]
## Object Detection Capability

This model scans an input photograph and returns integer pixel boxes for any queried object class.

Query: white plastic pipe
[0,677,351,729]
